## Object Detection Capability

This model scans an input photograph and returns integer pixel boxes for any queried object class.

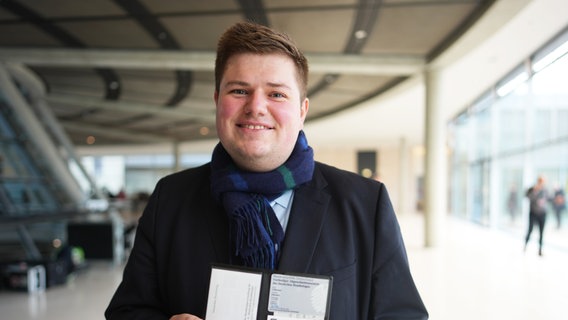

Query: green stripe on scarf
[277,166,296,189]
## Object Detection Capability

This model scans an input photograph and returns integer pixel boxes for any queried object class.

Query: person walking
[507,184,519,224]
[524,176,549,256]
[551,185,566,229]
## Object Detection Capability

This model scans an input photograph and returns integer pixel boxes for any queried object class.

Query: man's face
[214,53,309,172]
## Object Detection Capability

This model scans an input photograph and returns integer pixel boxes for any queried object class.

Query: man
[551,183,566,229]
[524,176,549,256]
[106,21,428,320]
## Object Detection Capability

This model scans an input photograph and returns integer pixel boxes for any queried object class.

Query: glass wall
[448,28,568,250]
[0,96,61,217]
[81,153,210,200]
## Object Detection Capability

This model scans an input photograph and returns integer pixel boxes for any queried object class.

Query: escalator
[0,63,101,287]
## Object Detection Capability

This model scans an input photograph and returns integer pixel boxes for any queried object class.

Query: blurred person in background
[524,176,549,256]
[551,183,566,229]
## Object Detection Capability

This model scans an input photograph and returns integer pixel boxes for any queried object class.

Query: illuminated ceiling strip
[45,94,216,121]
[0,48,425,76]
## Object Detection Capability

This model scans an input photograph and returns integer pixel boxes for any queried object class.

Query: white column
[424,68,447,247]
[173,141,181,172]
[398,137,409,215]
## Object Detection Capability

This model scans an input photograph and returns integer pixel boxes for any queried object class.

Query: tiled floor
[1,214,567,320]
[402,214,568,320]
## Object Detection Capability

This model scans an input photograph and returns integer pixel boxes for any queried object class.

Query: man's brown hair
[215,21,309,100]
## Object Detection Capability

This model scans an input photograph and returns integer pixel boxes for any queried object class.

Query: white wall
[311,142,425,216]
[312,146,357,173]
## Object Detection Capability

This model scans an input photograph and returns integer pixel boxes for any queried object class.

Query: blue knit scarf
[211,131,314,269]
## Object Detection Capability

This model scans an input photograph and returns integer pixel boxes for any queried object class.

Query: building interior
[0,0,567,319]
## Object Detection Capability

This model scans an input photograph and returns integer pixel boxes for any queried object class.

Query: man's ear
[300,97,309,123]
[213,90,219,102]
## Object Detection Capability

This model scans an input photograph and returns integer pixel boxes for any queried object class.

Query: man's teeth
[242,125,267,129]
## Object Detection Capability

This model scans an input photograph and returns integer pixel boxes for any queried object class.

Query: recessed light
[354,30,367,39]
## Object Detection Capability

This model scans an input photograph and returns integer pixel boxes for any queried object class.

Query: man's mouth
[239,124,272,130]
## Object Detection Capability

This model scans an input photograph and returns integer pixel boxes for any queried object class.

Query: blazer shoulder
[155,162,211,194]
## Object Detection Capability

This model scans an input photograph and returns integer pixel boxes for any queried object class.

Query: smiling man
[106,21,428,320]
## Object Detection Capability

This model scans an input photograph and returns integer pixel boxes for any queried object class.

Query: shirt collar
[271,189,293,209]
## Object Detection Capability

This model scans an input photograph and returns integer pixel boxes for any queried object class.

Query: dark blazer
[105,162,428,319]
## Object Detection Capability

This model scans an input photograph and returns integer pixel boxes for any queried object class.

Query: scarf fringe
[230,200,277,269]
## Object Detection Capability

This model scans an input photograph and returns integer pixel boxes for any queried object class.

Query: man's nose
[245,91,267,115]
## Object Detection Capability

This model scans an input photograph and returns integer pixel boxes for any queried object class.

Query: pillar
[424,68,447,247]
[398,137,409,215]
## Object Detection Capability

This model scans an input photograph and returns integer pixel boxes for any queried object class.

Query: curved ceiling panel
[0,0,495,146]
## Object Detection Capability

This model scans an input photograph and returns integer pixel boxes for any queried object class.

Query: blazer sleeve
[371,183,428,319]
[289,163,428,319]
[105,179,169,319]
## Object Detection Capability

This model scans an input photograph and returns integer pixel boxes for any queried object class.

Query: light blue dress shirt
[270,189,294,232]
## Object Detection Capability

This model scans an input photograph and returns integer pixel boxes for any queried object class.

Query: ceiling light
[533,40,568,72]
[496,72,529,97]
[354,30,367,40]
[86,135,96,145]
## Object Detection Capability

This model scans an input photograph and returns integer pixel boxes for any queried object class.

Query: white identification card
[205,267,262,320]
[267,274,330,320]
[205,265,333,320]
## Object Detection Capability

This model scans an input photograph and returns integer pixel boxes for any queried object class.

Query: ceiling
[0,0,495,147]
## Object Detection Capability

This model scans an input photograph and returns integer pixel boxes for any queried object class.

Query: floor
[1,214,567,320]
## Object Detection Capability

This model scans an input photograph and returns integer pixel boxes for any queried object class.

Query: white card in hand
[268,274,330,319]
[205,267,262,320]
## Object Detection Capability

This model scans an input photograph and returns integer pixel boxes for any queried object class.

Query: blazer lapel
[278,164,330,272]
[200,170,231,263]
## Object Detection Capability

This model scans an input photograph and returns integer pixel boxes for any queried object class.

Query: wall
[312,143,425,216]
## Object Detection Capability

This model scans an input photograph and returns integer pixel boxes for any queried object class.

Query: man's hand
[170,314,202,320]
